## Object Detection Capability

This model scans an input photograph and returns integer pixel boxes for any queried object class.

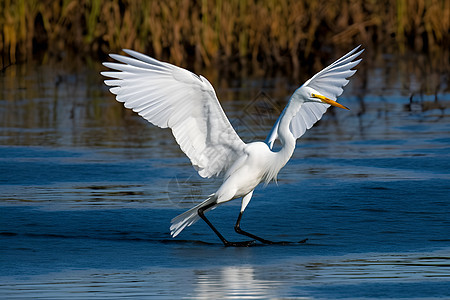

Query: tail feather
[170,194,217,237]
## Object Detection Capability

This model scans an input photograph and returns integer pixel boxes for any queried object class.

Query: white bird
[102,46,363,246]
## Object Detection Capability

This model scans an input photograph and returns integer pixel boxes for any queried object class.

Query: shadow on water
[0,52,449,298]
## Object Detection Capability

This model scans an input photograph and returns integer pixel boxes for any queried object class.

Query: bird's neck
[277,104,297,163]
[264,104,297,183]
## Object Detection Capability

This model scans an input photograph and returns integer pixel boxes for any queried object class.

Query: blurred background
[1,0,449,75]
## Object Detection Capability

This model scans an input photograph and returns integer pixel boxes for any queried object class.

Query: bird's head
[299,87,349,110]
[311,93,349,110]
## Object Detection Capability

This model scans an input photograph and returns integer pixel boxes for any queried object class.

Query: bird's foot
[222,238,307,247]
[235,226,307,245]
[258,238,308,245]
[223,240,256,247]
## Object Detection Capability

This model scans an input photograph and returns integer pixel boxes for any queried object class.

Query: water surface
[1,56,449,299]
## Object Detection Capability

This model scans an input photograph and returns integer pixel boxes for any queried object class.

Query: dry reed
[0,0,449,70]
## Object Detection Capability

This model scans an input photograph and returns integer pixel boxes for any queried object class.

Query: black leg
[234,211,308,245]
[198,202,255,247]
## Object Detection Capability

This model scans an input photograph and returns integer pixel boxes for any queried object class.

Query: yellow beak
[312,93,349,110]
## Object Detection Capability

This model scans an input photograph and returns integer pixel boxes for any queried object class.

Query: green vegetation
[1,0,449,70]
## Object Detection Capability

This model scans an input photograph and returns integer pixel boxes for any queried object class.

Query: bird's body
[102,46,363,246]
[218,142,269,200]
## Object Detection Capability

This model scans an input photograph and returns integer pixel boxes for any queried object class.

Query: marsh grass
[0,0,449,71]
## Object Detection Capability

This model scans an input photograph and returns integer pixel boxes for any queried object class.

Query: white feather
[102,50,245,178]
[266,46,363,148]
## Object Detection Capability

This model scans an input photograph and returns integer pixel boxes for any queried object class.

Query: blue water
[1,60,449,299]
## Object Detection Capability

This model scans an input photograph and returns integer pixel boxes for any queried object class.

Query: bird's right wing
[266,46,363,148]
[102,50,246,178]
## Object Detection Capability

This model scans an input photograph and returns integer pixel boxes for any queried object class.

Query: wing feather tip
[109,53,124,61]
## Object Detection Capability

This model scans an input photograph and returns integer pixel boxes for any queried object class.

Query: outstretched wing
[266,46,363,148]
[102,50,246,178]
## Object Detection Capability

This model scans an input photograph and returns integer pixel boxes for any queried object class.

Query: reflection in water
[194,266,280,299]
[191,250,450,299]
[1,249,449,299]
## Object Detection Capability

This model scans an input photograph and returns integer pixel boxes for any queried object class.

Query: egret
[102,46,363,246]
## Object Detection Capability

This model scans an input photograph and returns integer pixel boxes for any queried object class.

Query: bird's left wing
[102,50,246,178]
[266,46,363,149]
